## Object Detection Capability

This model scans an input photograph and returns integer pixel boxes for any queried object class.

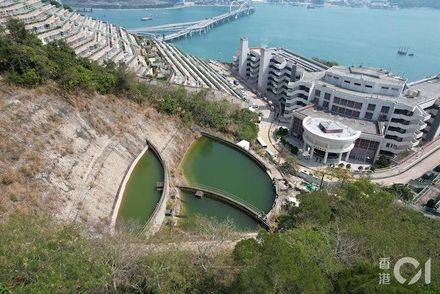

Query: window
[367,103,376,111]
[365,112,373,120]
[324,93,331,100]
[381,86,389,90]
[334,97,341,104]
[323,101,329,109]
[381,106,390,113]
[391,88,399,91]
[347,100,355,108]
[354,102,362,109]
[315,89,321,97]
[334,76,340,80]
[379,114,388,121]
[344,80,351,84]
[365,84,373,88]
[354,82,361,86]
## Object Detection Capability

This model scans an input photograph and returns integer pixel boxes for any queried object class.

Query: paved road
[373,147,440,185]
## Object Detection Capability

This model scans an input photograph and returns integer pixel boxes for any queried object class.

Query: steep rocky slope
[0,81,196,232]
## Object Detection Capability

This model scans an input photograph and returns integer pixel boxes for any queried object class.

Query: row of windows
[333,97,363,110]
[331,105,360,118]
[391,118,411,125]
[388,126,406,134]
[385,135,403,142]
[394,109,413,116]
[354,139,380,150]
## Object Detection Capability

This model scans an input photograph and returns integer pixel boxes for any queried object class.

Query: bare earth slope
[0,82,196,232]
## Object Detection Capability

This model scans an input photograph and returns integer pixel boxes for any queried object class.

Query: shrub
[373,155,392,169]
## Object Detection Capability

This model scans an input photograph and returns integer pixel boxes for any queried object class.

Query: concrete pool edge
[179,132,284,227]
[143,139,170,236]
[178,185,269,230]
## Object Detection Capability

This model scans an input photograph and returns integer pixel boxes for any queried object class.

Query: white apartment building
[234,38,440,164]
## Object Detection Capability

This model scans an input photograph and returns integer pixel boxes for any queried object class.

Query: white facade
[233,38,440,162]
[302,117,361,164]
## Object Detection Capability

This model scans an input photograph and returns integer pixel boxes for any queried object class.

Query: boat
[307,4,315,9]
[408,53,415,57]
[397,47,408,55]
[141,16,153,21]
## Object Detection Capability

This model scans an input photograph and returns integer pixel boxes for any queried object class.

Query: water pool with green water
[181,191,259,231]
[182,137,276,213]
[117,150,164,228]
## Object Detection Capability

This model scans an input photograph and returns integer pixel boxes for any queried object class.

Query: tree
[232,232,332,293]
[385,184,415,202]
[426,198,436,209]
[0,214,111,292]
[278,192,333,230]
[373,155,392,169]
[279,157,297,175]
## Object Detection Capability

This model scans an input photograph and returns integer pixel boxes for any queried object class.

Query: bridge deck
[130,6,255,41]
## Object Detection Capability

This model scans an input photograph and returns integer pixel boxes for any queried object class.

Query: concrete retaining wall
[143,139,170,236]
[178,185,269,230]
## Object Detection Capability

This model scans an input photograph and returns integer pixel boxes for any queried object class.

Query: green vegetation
[385,183,415,202]
[372,155,393,169]
[2,180,439,292]
[0,19,258,141]
[313,57,339,67]
[279,157,297,175]
[275,126,289,139]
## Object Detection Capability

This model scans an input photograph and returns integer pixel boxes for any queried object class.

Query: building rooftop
[275,48,329,72]
[315,78,438,107]
[407,76,440,104]
[304,117,360,140]
[296,105,384,136]
[329,65,407,85]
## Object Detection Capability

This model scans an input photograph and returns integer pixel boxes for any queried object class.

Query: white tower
[238,37,249,78]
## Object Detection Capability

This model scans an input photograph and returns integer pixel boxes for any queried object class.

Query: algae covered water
[117,150,164,228]
[180,191,259,231]
[182,137,276,213]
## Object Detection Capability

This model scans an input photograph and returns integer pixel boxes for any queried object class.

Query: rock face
[0,83,196,232]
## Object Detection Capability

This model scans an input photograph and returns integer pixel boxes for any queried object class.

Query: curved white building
[302,117,361,164]
[234,38,440,164]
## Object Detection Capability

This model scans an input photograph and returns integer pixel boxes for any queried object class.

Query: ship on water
[141,16,153,21]
[397,47,408,55]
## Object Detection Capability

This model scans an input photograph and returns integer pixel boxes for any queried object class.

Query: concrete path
[372,138,440,185]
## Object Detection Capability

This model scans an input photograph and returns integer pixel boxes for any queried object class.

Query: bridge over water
[178,184,270,229]
[129,1,255,41]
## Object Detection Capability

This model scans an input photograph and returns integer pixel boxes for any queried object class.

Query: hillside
[0,81,197,230]
[1,18,439,294]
